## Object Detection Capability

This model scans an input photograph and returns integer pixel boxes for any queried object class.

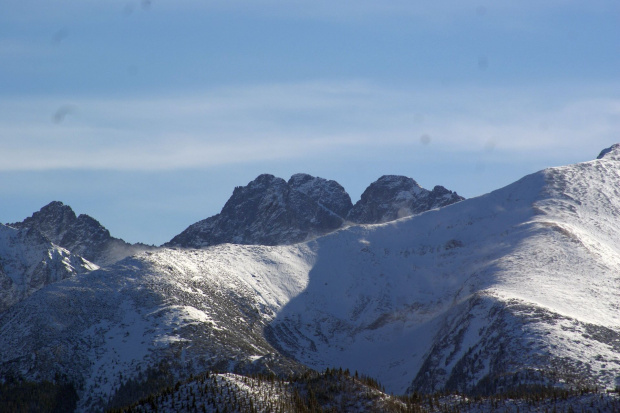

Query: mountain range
[1,148,620,412]
[167,173,463,248]
[8,201,155,267]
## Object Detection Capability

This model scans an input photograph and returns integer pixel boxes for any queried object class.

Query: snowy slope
[0,223,97,312]
[268,145,620,395]
[0,244,313,412]
[1,145,619,411]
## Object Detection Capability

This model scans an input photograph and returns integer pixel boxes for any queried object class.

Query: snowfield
[1,145,620,411]
[271,146,620,394]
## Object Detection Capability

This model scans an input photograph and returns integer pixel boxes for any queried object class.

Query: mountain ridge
[167,173,463,249]
[9,201,155,267]
[0,145,619,412]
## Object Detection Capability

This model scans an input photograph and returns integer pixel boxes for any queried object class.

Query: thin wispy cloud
[161,0,616,18]
[1,81,618,171]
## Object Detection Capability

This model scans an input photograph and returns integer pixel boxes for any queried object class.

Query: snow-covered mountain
[268,144,620,395]
[0,223,96,312]
[1,145,619,412]
[9,201,155,267]
[347,175,464,224]
[166,173,461,248]
[0,244,313,411]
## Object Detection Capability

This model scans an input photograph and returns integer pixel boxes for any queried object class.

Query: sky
[1,0,619,245]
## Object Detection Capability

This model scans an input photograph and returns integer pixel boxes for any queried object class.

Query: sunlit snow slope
[0,244,313,412]
[268,145,620,395]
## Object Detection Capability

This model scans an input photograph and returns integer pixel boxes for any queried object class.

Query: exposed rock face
[168,173,464,248]
[167,174,346,248]
[287,173,353,218]
[0,223,96,312]
[597,143,620,160]
[10,201,153,266]
[347,175,464,224]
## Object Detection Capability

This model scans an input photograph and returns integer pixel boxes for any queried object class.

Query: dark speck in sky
[51,29,68,44]
[52,105,75,124]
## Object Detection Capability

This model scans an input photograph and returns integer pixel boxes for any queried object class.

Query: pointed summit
[347,175,464,224]
[10,201,153,266]
[20,201,81,239]
[596,143,620,160]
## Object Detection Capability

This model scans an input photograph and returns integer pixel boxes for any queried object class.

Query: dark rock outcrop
[347,175,464,224]
[168,173,464,248]
[167,174,347,248]
[287,173,353,218]
[10,201,153,266]
[597,143,620,160]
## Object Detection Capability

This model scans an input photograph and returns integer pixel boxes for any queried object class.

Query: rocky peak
[167,174,346,248]
[10,201,152,266]
[288,173,353,218]
[167,173,464,248]
[596,143,620,160]
[18,201,79,241]
[347,175,464,224]
[222,174,290,219]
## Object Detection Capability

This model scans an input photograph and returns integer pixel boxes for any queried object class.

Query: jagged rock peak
[167,174,346,248]
[288,173,353,218]
[10,201,152,266]
[347,175,464,224]
[12,201,111,245]
[19,201,81,236]
[168,173,465,248]
[372,175,422,191]
[244,173,283,188]
[596,143,620,160]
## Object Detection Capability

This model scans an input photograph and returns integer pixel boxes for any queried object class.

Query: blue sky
[1,0,619,245]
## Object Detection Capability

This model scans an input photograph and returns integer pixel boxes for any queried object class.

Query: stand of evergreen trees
[0,378,78,413]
